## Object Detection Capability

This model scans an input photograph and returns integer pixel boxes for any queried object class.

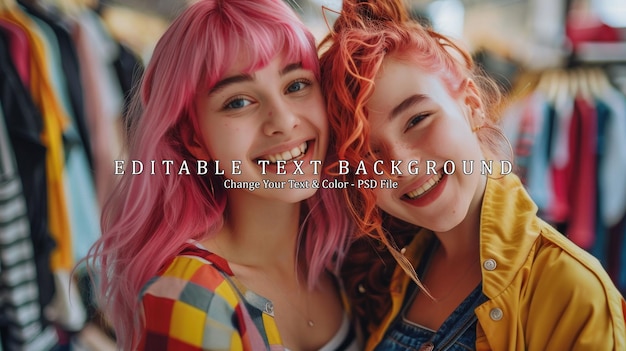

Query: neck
[202,189,303,269]
[433,174,487,261]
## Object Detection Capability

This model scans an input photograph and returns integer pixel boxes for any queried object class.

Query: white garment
[285,312,360,351]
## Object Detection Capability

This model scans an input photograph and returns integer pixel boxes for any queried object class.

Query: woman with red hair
[84,1,359,349]
[319,1,626,350]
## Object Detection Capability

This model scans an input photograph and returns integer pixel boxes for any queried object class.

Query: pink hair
[84,1,352,349]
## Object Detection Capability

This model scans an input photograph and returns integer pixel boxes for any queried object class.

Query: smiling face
[194,53,328,203]
[365,57,487,232]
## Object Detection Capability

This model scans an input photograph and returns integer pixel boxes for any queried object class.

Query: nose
[383,142,418,178]
[262,98,300,136]
[379,140,412,162]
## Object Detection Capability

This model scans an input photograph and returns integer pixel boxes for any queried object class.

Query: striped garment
[138,243,358,351]
[0,105,58,350]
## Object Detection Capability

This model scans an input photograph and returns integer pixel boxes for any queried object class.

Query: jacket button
[490,307,503,321]
[265,301,274,314]
[483,259,497,271]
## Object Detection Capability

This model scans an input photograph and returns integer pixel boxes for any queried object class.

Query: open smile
[257,141,309,164]
[403,172,444,199]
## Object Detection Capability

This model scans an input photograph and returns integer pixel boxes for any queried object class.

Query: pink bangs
[194,1,320,92]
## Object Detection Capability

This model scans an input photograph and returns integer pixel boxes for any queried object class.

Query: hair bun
[333,0,409,32]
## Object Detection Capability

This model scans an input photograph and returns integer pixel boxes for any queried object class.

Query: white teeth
[261,142,308,163]
[405,173,443,199]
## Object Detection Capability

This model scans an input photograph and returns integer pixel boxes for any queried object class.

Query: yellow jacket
[365,174,626,351]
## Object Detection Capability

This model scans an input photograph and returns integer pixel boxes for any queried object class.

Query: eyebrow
[280,62,303,76]
[209,74,253,94]
[209,62,303,95]
[389,94,428,120]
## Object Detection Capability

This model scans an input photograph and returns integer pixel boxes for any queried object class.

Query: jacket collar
[477,173,542,298]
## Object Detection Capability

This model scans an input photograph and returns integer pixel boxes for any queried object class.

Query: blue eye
[224,97,251,110]
[286,79,310,93]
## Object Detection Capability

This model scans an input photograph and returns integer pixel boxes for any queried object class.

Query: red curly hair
[318,0,506,332]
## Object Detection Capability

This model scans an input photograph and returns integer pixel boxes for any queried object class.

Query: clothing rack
[501,66,626,295]
[0,0,142,349]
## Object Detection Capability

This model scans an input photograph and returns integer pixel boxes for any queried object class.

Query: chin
[428,221,463,233]
[401,210,465,232]
[431,209,469,232]
[278,187,319,204]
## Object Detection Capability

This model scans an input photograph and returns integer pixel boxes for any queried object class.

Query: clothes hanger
[592,67,611,96]
[565,69,578,99]
[585,68,599,98]
[548,69,565,103]
[536,70,551,95]
[537,69,558,102]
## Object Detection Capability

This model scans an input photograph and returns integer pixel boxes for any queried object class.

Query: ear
[459,78,485,129]
[180,119,211,160]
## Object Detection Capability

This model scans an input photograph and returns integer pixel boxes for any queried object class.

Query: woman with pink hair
[85,1,357,350]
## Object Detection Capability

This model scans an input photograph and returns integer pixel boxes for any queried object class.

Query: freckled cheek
[309,105,328,130]
[381,141,416,163]
[410,125,452,157]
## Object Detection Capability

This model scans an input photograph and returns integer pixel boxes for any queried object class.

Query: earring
[468,106,487,133]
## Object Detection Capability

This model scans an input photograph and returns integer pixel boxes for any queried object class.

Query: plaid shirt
[138,243,286,350]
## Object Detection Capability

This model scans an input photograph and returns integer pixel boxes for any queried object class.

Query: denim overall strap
[373,239,487,351]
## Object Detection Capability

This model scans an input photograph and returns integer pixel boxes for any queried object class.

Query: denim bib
[374,241,487,351]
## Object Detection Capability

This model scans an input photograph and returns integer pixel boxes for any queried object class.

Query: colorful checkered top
[137,243,358,351]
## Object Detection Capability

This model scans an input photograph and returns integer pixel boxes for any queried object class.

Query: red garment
[566,14,621,52]
[550,107,571,224]
[0,19,30,87]
[513,96,538,185]
[567,98,597,249]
